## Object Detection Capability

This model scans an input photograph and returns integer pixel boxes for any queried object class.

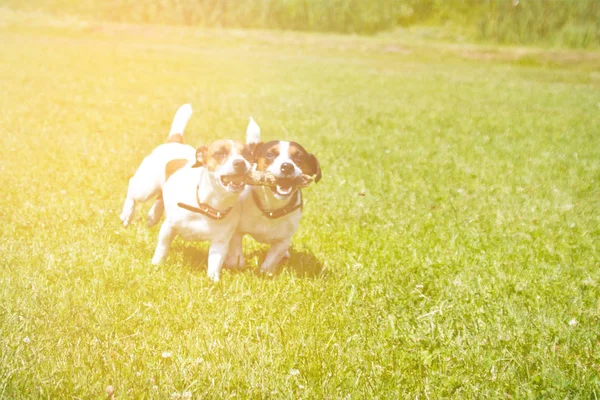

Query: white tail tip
[169,104,193,137]
[246,116,261,144]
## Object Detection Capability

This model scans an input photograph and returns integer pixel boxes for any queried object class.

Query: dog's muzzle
[220,174,246,192]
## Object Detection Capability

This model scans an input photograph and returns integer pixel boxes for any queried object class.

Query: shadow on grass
[286,247,325,278]
[178,243,324,279]
[179,244,209,273]
[244,247,325,278]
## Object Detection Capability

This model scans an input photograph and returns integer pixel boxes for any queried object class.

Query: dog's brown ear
[308,154,322,183]
[191,145,208,168]
[241,142,262,163]
[249,142,265,162]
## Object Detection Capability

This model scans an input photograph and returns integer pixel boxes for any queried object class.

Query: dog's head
[192,139,252,193]
[251,140,321,199]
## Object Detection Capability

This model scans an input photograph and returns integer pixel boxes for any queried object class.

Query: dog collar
[251,189,303,219]
[177,185,233,220]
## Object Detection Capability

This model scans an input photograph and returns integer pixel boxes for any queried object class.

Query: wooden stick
[244,170,314,188]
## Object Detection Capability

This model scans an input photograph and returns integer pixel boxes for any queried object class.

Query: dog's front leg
[207,241,230,282]
[151,221,175,265]
[260,239,292,275]
[224,233,245,270]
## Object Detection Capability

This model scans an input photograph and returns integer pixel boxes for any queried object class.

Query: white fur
[246,116,261,144]
[169,104,193,137]
[120,104,196,227]
[224,120,304,274]
[151,166,244,281]
[120,104,249,282]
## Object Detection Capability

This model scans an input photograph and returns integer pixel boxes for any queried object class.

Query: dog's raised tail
[167,104,193,143]
[246,116,261,144]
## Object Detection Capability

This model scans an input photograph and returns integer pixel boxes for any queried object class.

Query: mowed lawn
[1,12,599,398]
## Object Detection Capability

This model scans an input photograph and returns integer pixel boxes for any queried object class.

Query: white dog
[224,117,321,274]
[120,104,252,281]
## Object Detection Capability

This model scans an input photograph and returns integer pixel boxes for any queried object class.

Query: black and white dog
[120,104,252,281]
[224,118,321,274]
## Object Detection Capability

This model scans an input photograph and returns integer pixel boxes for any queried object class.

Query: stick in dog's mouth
[244,171,314,189]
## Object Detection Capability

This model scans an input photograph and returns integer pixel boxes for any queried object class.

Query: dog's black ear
[243,142,263,162]
[191,145,208,168]
[308,154,322,183]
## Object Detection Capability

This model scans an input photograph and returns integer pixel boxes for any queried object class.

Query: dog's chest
[172,212,236,242]
[162,172,239,242]
[239,194,301,244]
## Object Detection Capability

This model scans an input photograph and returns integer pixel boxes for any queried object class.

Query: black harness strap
[177,184,233,221]
[177,202,232,220]
[251,189,303,219]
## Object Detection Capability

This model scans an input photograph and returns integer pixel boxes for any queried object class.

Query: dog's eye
[265,151,276,160]
[213,150,226,160]
[292,153,305,162]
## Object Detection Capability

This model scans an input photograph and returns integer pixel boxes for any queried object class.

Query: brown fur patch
[194,140,248,171]
[255,141,280,171]
[289,142,319,177]
[233,141,246,155]
[204,140,236,171]
[165,159,189,181]
[289,143,310,172]
[167,134,184,144]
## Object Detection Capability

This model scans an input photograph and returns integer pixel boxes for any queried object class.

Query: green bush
[475,0,599,47]
[7,0,600,47]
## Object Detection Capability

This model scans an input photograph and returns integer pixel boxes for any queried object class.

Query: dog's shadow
[179,243,324,279]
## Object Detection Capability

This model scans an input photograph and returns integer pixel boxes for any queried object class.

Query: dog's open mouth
[271,178,295,197]
[220,175,246,191]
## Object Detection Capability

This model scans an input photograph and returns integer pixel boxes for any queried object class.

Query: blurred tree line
[11,0,600,48]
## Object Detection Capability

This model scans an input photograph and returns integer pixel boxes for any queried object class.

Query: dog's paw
[151,252,165,265]
[259,263,277,276]
[207,270,220,282]
[120,199,135,227]
[147,204,163,227]
[258,267,276,277]
[120,210,134,227]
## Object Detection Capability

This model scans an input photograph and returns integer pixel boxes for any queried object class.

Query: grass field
[1,9,600,398]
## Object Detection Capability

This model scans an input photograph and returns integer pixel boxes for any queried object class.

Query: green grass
[1,10,600,398]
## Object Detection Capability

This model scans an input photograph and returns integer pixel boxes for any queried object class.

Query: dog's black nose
[280,162,294,175]
[233,159,247,173]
